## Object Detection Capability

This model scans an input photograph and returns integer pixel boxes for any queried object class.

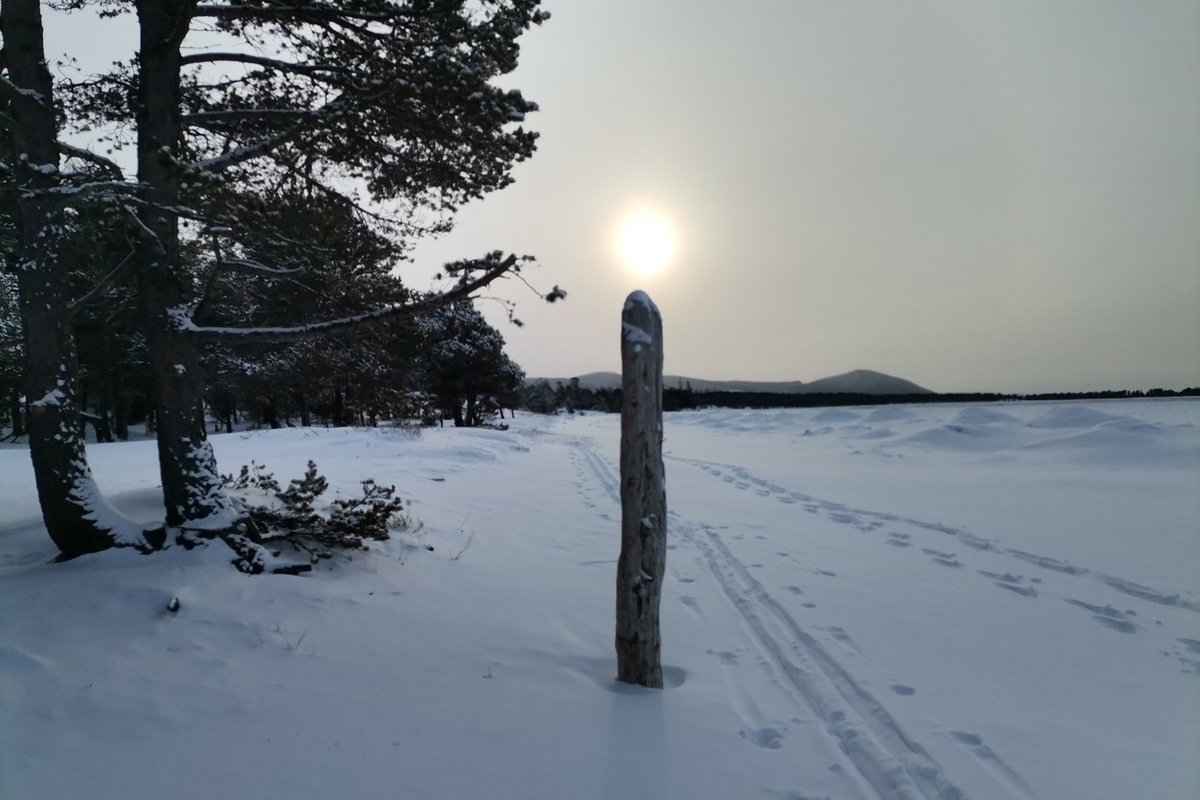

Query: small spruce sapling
[222,461,404,558]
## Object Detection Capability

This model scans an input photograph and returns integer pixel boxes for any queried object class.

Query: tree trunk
[296,385,311,427]
[2,0,139,555]
[465,391,477,427]
[262,396,280,429]
[8,389,23,438]
[95,299,123,441]
[615,291,666,688]
[133,0,236,528]
[333,385,346,427]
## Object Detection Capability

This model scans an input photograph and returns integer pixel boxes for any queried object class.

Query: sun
[615,211,675,277]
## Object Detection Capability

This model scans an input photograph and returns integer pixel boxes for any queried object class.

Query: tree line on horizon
[520,378,1200,416]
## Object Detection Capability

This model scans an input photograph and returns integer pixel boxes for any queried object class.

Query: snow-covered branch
[20,180,140,206]
[185,129,301,173]
[182,90,348,173]
[212,258,303,278]
[181,253,526,344]
[59,143,126,179]
[182,108,323,130]
[178,52,348,76]
[0,73,47,106]
[191,4,396,23]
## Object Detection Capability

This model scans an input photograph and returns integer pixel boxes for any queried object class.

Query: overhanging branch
[192,4,395,23]
[179,51,348,75]
[182,253,524,344]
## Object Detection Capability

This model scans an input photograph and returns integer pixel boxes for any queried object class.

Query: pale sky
[410,0,1200,393]
[44,2,1200,394]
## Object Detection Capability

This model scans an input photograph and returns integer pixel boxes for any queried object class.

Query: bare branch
[67,251,135,316]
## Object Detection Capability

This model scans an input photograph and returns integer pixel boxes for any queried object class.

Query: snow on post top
[623,290,659,316]
[622,291,661,347]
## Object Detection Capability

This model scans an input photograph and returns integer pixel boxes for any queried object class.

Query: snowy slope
[1,399,1197,800]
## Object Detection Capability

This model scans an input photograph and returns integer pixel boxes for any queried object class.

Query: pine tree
[3,0,552,563]
[418,300,525,427]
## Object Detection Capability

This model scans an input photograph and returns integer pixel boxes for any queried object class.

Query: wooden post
[616,291,666,688]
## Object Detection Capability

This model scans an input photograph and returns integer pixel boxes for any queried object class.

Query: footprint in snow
[950,729,1037,794]
[982,571,1038,597]
[995,582,1038,598]
[739,727,784,750]
[1065,599,1138,633]
[707,649,739,665]
[890,684,916,696]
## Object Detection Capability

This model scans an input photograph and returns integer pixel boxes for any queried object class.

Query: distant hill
[531,369,933,395]
[800,370,933,395]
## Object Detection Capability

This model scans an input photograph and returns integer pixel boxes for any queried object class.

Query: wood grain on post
[616,291,666,688]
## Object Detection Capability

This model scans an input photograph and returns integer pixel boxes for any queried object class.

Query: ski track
[669,455,1200,617]
[564,436,997,800]
[681,516,978,800]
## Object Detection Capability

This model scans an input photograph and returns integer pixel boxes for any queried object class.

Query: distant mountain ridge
[531,369,933,395]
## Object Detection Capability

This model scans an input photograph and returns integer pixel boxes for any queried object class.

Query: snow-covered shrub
[221,461,404,559]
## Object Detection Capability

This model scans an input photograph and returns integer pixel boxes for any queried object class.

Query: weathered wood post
[616,291,666,688]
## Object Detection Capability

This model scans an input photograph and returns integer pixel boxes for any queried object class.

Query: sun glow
[616,210,675,277]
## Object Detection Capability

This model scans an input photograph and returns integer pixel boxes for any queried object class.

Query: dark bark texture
[615,292,666,688]
[134,0,234,527]
[3,0,121,555]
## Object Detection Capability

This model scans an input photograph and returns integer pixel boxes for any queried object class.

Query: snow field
[1,399,1197,799]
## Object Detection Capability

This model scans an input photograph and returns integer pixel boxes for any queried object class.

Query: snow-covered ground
[2,399,1198,800]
